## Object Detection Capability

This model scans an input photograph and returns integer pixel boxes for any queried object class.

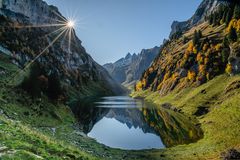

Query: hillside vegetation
[131,1,240,159]
[135,2,240,95]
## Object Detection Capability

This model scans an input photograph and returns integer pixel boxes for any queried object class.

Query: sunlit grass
[131,74,240,159]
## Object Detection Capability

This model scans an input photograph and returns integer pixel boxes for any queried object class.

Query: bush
[221,49,230,63]
[21,63,46,97]
[21,63,63,100]
[46,72,63,100]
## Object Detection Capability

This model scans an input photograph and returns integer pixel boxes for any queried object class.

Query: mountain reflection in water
[70,96,203,150]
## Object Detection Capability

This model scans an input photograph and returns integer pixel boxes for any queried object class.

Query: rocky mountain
[0,0,124,97]
[104,46,160,88]
[170,0,231,37]
[136,0,240,95]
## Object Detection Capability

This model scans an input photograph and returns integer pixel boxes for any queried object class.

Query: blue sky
[44,0,202,65]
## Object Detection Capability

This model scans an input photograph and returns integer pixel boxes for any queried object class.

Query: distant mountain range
[103,46,160,88]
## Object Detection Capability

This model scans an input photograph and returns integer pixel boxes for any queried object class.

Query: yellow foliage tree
[226,19,240,33]
[171,72,179,80]
[204,57,209,65]
[206,72,210,81]
[142,78,147,88]
[225,64,233,75]
[202,43,208,51]
[197,53,202,62]
[136,81,143,91]
[186,41,194,53]
[215,43,222,51]
[163,71,171,81]
[193,47,198,54]
[199,64,206,74]
[187,70,196,81]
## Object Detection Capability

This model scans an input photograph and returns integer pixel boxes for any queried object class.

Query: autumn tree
[135,81,143,91]
[187,70,196,81]
[225,64,233,75]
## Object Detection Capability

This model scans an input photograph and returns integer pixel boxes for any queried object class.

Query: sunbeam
[9,28,67,84]
[8,18,77,84]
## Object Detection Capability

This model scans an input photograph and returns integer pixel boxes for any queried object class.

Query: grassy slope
[0,54,132,160]
[131,74,240,159]
[0,54,97,159]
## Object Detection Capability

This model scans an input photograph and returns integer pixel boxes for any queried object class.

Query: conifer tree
[226,9,233,25]
[233,4,240,19]
[228,26,238,42]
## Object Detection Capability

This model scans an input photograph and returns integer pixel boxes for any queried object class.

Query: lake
[71,96,203,150]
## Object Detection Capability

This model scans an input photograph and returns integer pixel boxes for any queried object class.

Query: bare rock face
[1,0,58,24]
[170,0,230,37]
[0,0,124,96]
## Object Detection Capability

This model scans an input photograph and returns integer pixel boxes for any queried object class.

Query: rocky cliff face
[104,46,160,87]
[0,0,124,96]
[1,0,59,24]
[170,0,230,37]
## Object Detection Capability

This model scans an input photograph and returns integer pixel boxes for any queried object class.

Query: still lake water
[71,96,203,150]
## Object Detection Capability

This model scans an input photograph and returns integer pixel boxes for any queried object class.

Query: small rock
[200,89,207,94]
[194,106,209,116]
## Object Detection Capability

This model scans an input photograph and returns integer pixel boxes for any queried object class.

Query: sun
[67,20,75,28]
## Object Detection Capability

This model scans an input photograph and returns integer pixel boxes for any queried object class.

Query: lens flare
[67,20,75,28]
[7,10,83,85]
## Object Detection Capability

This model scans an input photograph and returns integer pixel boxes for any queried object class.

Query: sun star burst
[67,20,75,28]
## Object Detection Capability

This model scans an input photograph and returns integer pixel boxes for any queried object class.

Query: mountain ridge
[103,46,160,88]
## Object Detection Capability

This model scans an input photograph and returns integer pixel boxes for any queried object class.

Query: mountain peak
[125,52,132,59]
